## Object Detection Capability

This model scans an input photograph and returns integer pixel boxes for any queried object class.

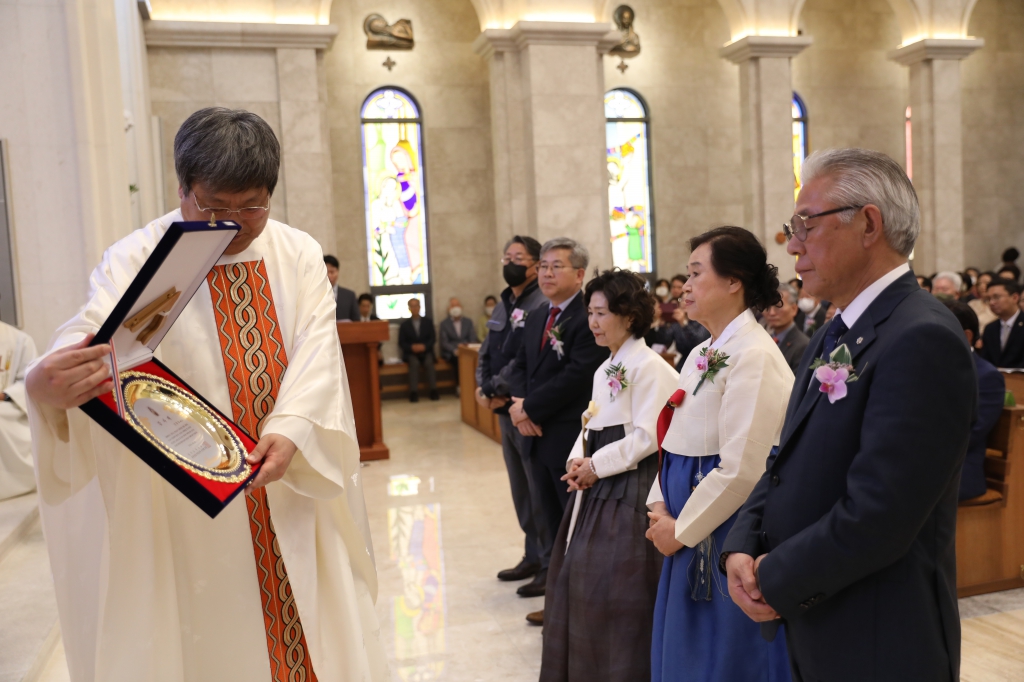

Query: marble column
[276,48,336,258]
[889,38,983,274]
[720,36,812,279]
[474,22,615,269]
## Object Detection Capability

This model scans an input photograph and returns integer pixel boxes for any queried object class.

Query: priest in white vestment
[26,108,387,682]
[0,319,37,499]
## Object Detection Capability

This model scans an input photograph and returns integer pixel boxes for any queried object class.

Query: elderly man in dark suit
[509,238,608,619]
[723,148,976,682]
[398,298,438,402]
[979,280,1024,368]
[438,296,479,394]
[324,254,360,322]
[764,282,810,373]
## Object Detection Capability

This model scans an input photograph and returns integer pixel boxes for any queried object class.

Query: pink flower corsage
[693,347,729,395]
[605,362,631,400]
[810,343,860,404]
[510,308,527,329]
[548,323,565,359]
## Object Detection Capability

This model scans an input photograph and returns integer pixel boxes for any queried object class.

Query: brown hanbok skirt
[540,425,663,682]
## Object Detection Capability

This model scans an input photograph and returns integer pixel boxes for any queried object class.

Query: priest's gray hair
[174,107,281,196]
[540,238,589,271]
[934,271,963,292]
[800,148,919,257]
[778,282,799,306]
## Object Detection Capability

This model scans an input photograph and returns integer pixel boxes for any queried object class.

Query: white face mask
[484,305,495,316]
[797,297,816,314]
[450,306,463,318]
[655,286,669,298]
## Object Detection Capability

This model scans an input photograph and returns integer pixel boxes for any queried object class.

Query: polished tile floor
[6,396,1024,680]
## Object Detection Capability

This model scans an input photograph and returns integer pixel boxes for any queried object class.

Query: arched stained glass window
[605,89,654,274]
[361,87,431,319]
[792,93,808,202]
[905,106,913,181]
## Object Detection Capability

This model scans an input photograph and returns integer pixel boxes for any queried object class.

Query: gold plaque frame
[120,372,252,483]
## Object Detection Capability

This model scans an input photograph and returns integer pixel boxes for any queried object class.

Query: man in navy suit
[723,148,976,681]
[979,280,1024,368]
[509,238,608,611]
[943,300,1006,500]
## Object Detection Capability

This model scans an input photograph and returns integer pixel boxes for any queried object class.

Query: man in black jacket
[723,148,976,682]
[509,238,608,617]
[324,255,360,322]
[476,236,548,587]
[979,279,1024,368]
[398,298,438,402]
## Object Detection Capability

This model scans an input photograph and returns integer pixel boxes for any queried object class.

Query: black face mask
[503,262,529,287]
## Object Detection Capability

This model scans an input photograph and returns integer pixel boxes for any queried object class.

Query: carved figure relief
[364,14,414,50]
[609,5,640,59]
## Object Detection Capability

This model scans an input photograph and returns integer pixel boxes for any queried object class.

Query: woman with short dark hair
[539,269,679,682]
[645,226,795,681]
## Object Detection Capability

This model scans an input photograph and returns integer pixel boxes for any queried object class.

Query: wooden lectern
[337,321,390,461]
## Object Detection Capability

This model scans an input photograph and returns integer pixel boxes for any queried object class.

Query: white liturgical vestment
[27,209,387,682]
[0,320,37,500]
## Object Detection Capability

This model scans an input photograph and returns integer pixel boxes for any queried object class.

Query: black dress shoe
[497,559,540,582]
[429,389,440,400]
[409,392,419,403]
[516,569,547,598]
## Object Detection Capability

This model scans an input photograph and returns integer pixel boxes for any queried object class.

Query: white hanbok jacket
[0,320,37,499]
[648,309,795,547]
[567,335,679,476]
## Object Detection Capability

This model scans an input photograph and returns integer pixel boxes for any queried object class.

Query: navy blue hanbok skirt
[651,452,791,682]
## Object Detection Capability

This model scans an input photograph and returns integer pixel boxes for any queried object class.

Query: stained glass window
[792,93,808,202]
[905,106,913,181]
[361,88,431,315]
[605,89,654,274]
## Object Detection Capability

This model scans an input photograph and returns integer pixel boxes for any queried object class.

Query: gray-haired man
[763,282,810,373]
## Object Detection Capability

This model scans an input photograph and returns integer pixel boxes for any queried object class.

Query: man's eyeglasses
[538,263,570,274]
[783,205,863,242]
[193,193,271,221]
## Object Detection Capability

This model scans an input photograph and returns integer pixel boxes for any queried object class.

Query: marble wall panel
[603,0,743,280]
[963,0,1024,269]
[324,0,498,320]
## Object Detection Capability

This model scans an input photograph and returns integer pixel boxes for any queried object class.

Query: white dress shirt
[647,309,795,547]
[1001,310,1020,351]
[834,262,911,328]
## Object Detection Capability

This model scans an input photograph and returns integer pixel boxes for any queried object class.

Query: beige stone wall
[603,0,743,279]
[324,0,499,319]
[962,0,1024,269]
[792,0,908,171]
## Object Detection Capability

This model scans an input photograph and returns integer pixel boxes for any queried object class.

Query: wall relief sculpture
[609,5,640,71]
[364,14,414,50]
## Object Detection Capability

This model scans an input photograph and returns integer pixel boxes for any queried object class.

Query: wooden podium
[337,321,389,461]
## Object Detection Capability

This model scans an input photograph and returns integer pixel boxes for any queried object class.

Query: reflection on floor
[4,396,1024,681]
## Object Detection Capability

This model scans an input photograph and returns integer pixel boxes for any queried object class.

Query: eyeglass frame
[783,205,864,242]
[192,192,272,220]
[537,263,574,274]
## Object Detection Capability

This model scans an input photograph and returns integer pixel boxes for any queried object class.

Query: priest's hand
[646,510,684,556]
[26,334,113,409]
[726,552,780,622]
[246,433,297,489]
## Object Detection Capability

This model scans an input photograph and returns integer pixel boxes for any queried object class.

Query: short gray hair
[800,148,919,257]
[778,282,799,305]
[174,107,281,195]
[934,271,963,292]
[540,238,589,270]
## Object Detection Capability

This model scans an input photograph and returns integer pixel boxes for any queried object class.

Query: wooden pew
[956,404,1024,597]
[456,344,501,443]
[379,357,457,399]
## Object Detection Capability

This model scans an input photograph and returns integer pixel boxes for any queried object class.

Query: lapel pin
[856,337,863,345]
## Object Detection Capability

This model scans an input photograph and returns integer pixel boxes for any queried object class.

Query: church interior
[2,0,1024,679]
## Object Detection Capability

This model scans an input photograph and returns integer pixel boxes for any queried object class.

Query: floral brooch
[693,347,729,395]
[605,362,631,400]
[547,323,565,360]
[810,343,861,403]
[510,308,527,330]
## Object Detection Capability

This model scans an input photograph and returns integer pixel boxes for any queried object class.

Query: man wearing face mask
[439,297,479,394]
[476,236,549,586]
[794,285,829,336]
[478,295,498,341]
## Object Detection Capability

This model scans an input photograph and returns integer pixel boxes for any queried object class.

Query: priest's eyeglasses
[783,205,863,242]
[192,193,271,221]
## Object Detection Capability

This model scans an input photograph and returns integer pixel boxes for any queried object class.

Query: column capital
[473,21,614,57]
[887,38,984,66]
[719,35,813,63]
[144,20,338,50]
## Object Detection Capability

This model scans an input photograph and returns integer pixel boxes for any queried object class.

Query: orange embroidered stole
[207,260,318,682]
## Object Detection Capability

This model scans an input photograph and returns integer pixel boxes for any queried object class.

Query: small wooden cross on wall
[383,56,396,71]
[617,59,629,73]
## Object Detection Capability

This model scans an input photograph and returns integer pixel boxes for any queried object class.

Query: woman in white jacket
[646,226,795,682]
[540,269,679,682]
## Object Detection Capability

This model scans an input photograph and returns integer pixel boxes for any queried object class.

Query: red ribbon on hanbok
[656,389,686,495]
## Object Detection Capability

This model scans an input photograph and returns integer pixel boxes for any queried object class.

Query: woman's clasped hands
[562,457,599,492]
